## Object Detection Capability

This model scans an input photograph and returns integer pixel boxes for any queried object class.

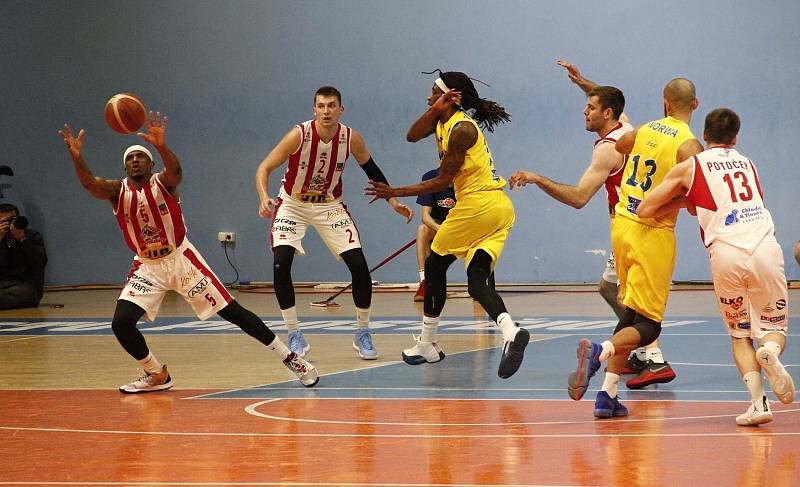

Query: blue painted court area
[170,317,797,404]
[0,315,712,335]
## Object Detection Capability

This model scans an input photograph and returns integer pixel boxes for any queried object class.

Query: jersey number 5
[625,155,657,192]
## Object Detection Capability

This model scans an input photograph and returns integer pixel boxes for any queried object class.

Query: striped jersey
[114,175,186,259]
[594,121,633,215]
[686,147,774,251]
[436,110,505,200]
[615,116,696,228]
[281,120,351,203]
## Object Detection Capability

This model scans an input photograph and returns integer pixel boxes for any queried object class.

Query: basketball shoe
[568,339,602,400]
[402,336,445,365]
[119,365,173,394]
[625,360,676,389]
[736,396,773,426]
[353,328,379,360]
[593,391,628,418]
[497,327,530,379]
[620,353,647,375]
[283,352,319,387]
[288,330,310,358]
[756,345,795,404]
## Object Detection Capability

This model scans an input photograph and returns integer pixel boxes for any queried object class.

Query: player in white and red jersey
[638,108,794,425]
[255,86,412,361]
[59,112,319,393]
[509,61,677,393]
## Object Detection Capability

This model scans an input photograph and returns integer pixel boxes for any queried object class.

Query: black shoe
[620,354,647,374]
[498,327,530,379]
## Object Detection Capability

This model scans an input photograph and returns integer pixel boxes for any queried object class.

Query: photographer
[0,203,47,309]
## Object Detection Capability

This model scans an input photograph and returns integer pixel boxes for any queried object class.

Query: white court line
[1,423,798,438]
[243,399,800,427]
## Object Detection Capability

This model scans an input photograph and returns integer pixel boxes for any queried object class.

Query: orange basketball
[104,93,147,134]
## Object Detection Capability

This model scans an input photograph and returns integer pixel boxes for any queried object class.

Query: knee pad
[341,248,372,309]
[632,314,661,347]
[272,246,296,309]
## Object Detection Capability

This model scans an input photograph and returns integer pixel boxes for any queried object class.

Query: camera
[1,216,27,229]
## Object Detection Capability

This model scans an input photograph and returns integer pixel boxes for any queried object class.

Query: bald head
[663,78,697,111]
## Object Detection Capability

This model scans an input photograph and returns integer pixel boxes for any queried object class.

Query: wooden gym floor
[1,284,798,486]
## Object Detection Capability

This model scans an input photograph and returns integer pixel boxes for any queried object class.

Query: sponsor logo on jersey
[720,296,744,310]
[273,218,296,226]
[158,203,169,215]
[331,218,353,229]
[724,209,739,225]
[188,276,210,298]
[736,321,751,330]
[725,310,748,321]
[335,162,345,171]
[326,208,347,221]
[273,225,296,234]
[776,299,786,310]
[438,197,456,209]
[760,315,786,324]
[626,196,641,215]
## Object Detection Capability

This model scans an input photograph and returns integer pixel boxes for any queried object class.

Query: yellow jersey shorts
[431,189,514,269]
[611,216,676,322]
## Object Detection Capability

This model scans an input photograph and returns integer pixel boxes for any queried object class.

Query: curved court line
[243,399,800,427]
[2,423,799,439]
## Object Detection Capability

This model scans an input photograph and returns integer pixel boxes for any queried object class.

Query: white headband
[123,145,153,163]
[434,78,451,93]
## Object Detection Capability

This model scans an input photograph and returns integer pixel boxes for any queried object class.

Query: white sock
[281,307,299,332]
[602,372,620,398]
[139,352,163,374]
[635,347,646,360]
[419,269,425,282]
[421,316,439,342]
[356,307,370,329]
[496,312,518,342]
[268,336,291,359]
[646,347,665,364]
[743,371,765,404]
[599,340,616,362]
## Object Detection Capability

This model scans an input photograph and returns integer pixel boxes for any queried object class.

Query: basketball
[104,93,147,134]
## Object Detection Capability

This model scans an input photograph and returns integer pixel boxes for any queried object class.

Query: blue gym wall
[3,0,799,286]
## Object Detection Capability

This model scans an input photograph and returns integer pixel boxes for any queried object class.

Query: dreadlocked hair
[439,71,510,132]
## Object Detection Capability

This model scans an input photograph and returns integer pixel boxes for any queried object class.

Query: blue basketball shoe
[353,328,379,360]
[593,391,628,418]
[567,339,602,400]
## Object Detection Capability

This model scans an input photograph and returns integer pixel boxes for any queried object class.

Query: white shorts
[119,239,233,321]
[601,251,618,284]
[270,188,361,259]
[709,235,788,339]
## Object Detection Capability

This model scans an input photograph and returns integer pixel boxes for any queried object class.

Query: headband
[123,145,153,163]
[434,78,452,93]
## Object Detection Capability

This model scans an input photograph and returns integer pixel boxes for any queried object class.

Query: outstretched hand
[365,180,395,202]
[58,124,85,160]
[138,111,168,148]
[508,170,540,189]
[556,59,582,84]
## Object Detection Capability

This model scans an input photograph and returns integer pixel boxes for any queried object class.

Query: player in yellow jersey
[567,78,704,418]
[366,70,530,379]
